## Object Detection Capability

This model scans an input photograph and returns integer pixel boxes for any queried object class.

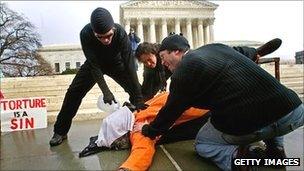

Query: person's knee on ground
[194,120,238,171]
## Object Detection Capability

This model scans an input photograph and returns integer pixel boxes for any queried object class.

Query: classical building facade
[38,40,262,74]
[120,0,218,48]
[39,1,263,73]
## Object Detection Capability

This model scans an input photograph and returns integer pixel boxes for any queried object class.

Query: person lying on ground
[79,92,210,171]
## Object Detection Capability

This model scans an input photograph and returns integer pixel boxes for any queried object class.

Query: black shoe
[49,133,67,146]
[266,145,286,159]
[265,146,287,169]
[232,145,267,171]
[79,136,108,158]
[256,38,282,57]
[236,145,267,159]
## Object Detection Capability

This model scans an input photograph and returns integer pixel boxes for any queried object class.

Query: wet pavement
[1,120,303,170]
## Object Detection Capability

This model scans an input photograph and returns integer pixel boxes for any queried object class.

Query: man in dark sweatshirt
[140,35,303,170]
[135,39,282,102]
[50,7,147,146]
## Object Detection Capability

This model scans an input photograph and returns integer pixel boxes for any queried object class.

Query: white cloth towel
[96,106,135,147]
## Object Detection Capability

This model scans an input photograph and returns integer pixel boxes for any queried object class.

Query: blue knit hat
[90,7,114,34]
[159,34,190,52]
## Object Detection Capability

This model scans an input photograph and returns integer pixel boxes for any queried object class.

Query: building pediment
[121,0,218,9]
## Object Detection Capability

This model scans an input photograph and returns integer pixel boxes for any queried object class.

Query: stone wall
[38,44,85,73]
[1,64,303,123]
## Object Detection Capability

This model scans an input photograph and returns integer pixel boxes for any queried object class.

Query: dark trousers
[156,112,211,145]
[232,46,257,61]
[54,61,135,135]
[132,50,138,71]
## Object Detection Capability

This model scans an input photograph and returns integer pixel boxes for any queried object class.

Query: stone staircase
[1,74,131,122]
[1,64,303,123]
[260,64,303,100]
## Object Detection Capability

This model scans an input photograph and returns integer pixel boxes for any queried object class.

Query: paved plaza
[1,120,303,170]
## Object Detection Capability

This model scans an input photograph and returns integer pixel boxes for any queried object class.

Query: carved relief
[124,9,213,19]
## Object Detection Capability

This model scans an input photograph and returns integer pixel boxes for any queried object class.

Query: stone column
[186,18,193,48]
[209,19,214,43]
[161,18,168,41]
[175,18,181,34]
[125,18,130,34]
[137,18,144,42]
[149,18,156,43]
[192,26,198,48]
[198,19,204,46]
[203,22,210,44]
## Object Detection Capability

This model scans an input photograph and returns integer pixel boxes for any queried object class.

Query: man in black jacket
[50,7,147,146]
[140,35,303,170]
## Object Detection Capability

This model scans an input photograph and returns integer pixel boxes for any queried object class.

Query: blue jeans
[195,104,304,171]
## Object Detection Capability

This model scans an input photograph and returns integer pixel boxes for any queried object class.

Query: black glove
[135,102,149,112]
[103,93,117,105]
[142,124,158,140]
[122,102,136,112]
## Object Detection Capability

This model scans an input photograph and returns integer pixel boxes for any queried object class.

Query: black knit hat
[90,7,114,34]
[159,34,190,52]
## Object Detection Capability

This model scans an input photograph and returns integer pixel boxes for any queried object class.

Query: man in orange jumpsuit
[79,92,210,171]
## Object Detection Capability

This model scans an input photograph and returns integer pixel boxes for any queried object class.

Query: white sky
[3,1,303,59]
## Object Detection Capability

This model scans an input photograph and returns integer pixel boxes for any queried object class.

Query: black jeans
[54,61,135,135]
[156,112,211,145]
[232,46,257,62]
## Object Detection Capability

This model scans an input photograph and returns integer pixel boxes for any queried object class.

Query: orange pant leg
[119,108,209,171]
[120,92,209,171]
[119,132,156,171]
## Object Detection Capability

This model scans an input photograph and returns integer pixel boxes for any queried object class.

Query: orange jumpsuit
[120,93,209,170]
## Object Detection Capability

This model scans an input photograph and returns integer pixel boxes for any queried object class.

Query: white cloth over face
[96,106,135,147]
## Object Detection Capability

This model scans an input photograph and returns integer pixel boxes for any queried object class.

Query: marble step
[1,78,121,89]
[47,108,108,123]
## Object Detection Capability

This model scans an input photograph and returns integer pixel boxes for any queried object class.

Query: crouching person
[140,35,303,171]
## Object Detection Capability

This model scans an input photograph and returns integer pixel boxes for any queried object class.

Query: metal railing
[257,57,280,81]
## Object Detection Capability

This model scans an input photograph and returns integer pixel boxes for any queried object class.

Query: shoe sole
[49,136,67,147]
[257,38,282,57]
[79,146,107,158]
